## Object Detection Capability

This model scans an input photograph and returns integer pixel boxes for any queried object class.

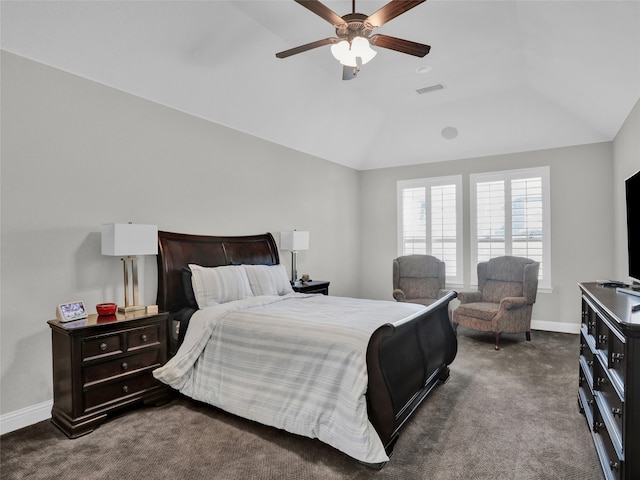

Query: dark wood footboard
[366,291,458,455]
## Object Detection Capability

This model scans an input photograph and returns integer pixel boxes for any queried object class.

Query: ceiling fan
[275,0,431,80]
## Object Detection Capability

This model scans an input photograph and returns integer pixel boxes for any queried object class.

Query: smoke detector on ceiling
[441,127,459,139]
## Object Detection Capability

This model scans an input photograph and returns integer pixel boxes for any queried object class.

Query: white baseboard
[0,399,52,436]
[531,319,580,334]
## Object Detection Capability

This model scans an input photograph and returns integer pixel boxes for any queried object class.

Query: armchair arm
[392,288,406,302]
[457,291,482,304]
[500,296,528,310]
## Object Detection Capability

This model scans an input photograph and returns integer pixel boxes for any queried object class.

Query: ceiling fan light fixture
[331,36,377,67]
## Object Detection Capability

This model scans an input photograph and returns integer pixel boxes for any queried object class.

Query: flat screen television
[626,169,640,285]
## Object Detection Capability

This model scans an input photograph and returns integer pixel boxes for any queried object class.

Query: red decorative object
[96,303,117,316]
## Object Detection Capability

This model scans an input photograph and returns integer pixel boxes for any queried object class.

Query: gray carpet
[1,329,604,480]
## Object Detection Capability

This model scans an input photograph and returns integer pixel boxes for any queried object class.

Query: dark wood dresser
[578,282,640,480]
[48,310,171,438]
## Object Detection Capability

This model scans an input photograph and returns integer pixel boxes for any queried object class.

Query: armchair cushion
[396,277,442,301]
[456,302,499,322]
[482,280,523,304]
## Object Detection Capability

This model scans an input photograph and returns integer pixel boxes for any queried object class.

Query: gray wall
[613,99,640,280]
[359,143,617,330]
[1,50,638,418]
[0,52,361,415]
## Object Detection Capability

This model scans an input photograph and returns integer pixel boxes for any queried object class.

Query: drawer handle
[611,407,622,418]
[612,352,624,363]
[587,360,593,367]
[597,334,607,345]
[122,385,129,394]
[121,362,128,371]
[594,421,604,432]
[100,343,108,351]
[595,377,607,388]
[609,460,619,471]
[141,334,148,342]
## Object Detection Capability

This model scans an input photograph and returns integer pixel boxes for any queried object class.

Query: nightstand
[47,310,171,438]
[292,280,330,295]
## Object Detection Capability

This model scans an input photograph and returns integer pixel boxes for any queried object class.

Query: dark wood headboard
[156,231,279,313]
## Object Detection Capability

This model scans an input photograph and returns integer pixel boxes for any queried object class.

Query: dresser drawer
[608,334,626,387]
[579,362,595,425]
[580,331,595,379]
[582,298,597,338]
[127,325,160,351]
[83,349,162,386]
[594,359,624,452]
[83,333,123,361]
[593,406,623,480]
[84,372,159,412]
[595,314,611,356]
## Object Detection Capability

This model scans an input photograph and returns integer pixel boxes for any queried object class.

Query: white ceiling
[2,0,639,170]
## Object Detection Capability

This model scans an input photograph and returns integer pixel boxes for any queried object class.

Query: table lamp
[101,223,158,312]
[280,230,309,285]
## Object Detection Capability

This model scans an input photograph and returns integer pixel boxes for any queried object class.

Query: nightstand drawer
[84,372,159,412]
[83,334,123,361]
[83,349,162,386]
[127,325,160,351]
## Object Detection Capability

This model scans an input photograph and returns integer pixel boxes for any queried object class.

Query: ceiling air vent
[416,83,445,95]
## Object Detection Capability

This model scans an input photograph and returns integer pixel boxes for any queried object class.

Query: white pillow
[188,264,253,308]
[245,264,294,296]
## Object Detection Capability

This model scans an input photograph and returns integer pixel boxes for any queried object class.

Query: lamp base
[118,305,146,313]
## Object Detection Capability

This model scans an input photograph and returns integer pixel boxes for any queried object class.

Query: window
[470,167,551,290]
[397,176,463,285]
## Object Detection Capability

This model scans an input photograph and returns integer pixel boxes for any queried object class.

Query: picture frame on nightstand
[56,301,88,322]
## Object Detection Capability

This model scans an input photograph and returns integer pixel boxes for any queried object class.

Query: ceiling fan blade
[276,37,338,59]
[294,0,347,27]
[366,0,427,29]
[370,34,431,57]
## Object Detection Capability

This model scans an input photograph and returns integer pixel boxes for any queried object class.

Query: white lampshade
[331,37,377,67]
[280,231,309,251]
[101,223,158,256]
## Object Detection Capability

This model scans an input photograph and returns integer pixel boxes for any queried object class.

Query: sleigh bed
[153,230,457,466]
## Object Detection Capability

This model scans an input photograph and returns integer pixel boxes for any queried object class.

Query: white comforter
[153,293,426,464]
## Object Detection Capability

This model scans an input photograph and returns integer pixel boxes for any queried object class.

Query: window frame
[469,166,552,291]
[397,175,463,286]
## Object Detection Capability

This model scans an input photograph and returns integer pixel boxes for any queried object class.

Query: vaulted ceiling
[2,1,639,170]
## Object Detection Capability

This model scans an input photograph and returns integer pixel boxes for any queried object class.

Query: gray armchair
[392,255,446,306]
[452,256,539,350]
